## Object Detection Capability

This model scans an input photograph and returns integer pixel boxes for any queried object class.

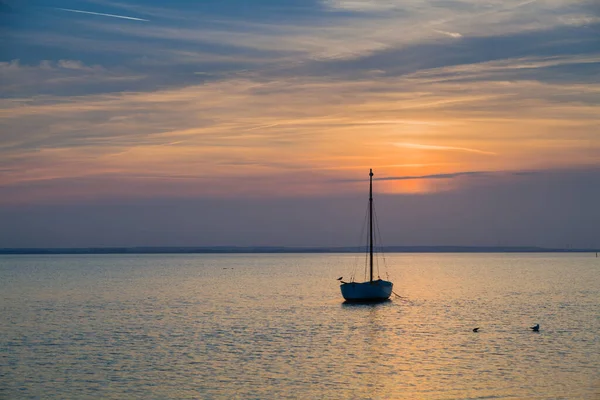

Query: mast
[369,169,374,282]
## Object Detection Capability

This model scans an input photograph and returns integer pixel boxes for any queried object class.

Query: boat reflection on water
[341,297,393,306]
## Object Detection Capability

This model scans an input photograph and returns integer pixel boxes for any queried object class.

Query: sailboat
[340,169,393,302]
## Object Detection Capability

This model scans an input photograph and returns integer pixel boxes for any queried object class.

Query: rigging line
[357,202,369,283]
[364,233,368,282]
[352,202,369,283]
[373,202,385,261]
[364,199,370,282]
[374,218,381,279]
[372,203,375,274]
[372,201,383,278]
[373,202,388,274]
[372,199,379,278]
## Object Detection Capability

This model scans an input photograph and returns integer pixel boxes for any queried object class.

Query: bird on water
[472,327,480,332]
[531,324,540,332]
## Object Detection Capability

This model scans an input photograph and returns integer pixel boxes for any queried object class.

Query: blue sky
[1,0,599,247]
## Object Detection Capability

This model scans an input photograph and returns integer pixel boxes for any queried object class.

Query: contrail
[56,8,149,22]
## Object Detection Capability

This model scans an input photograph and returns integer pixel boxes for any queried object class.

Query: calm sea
[0,253,598,399]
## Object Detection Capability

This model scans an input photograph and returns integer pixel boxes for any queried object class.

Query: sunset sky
[1,0,599,248]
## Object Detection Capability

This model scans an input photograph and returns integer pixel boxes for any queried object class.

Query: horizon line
[0,245,598,255]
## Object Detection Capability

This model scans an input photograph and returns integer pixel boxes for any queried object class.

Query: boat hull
[340,279,393,302]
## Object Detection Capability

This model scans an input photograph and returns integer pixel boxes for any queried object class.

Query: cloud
[0,59,144,97]
[375,171,488,181]
[393,143,496,155]
[297,21,600,83]
[329,170,494,183]
[1,167,598,248]
[434,30,463,38]
[4,0,595,99]
[48,0,595,66]
[55,8,149,22]
[1,0,599,205]
[56,60,99,70]
[1,59,598,196]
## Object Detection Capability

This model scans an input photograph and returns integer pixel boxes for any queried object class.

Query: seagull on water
[531,324,540,332]
[473,327,479,332]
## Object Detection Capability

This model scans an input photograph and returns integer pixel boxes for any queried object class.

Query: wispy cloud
[65,0,595,64]
[0,59,144,97]
[56,8,149,22]
[434,30,463,39]
[338,168,570,183]
[1,1,599,201]
[2,68,597,198]
[393,143,496,155]
[375,171,489,181]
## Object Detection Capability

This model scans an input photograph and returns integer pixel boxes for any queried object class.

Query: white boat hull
[340,279,393,302]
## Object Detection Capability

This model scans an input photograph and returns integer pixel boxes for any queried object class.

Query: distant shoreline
[0,246,598,255]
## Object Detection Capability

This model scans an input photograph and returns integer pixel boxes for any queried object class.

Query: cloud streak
[56,8,149,22]
[434,30,463,39]
[375,171,489,181]
[394,143,496,155]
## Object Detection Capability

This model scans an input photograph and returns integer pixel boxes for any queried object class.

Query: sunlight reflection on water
[1,253,599,399]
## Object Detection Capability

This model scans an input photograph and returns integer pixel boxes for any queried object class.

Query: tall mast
[369,169,374,282]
